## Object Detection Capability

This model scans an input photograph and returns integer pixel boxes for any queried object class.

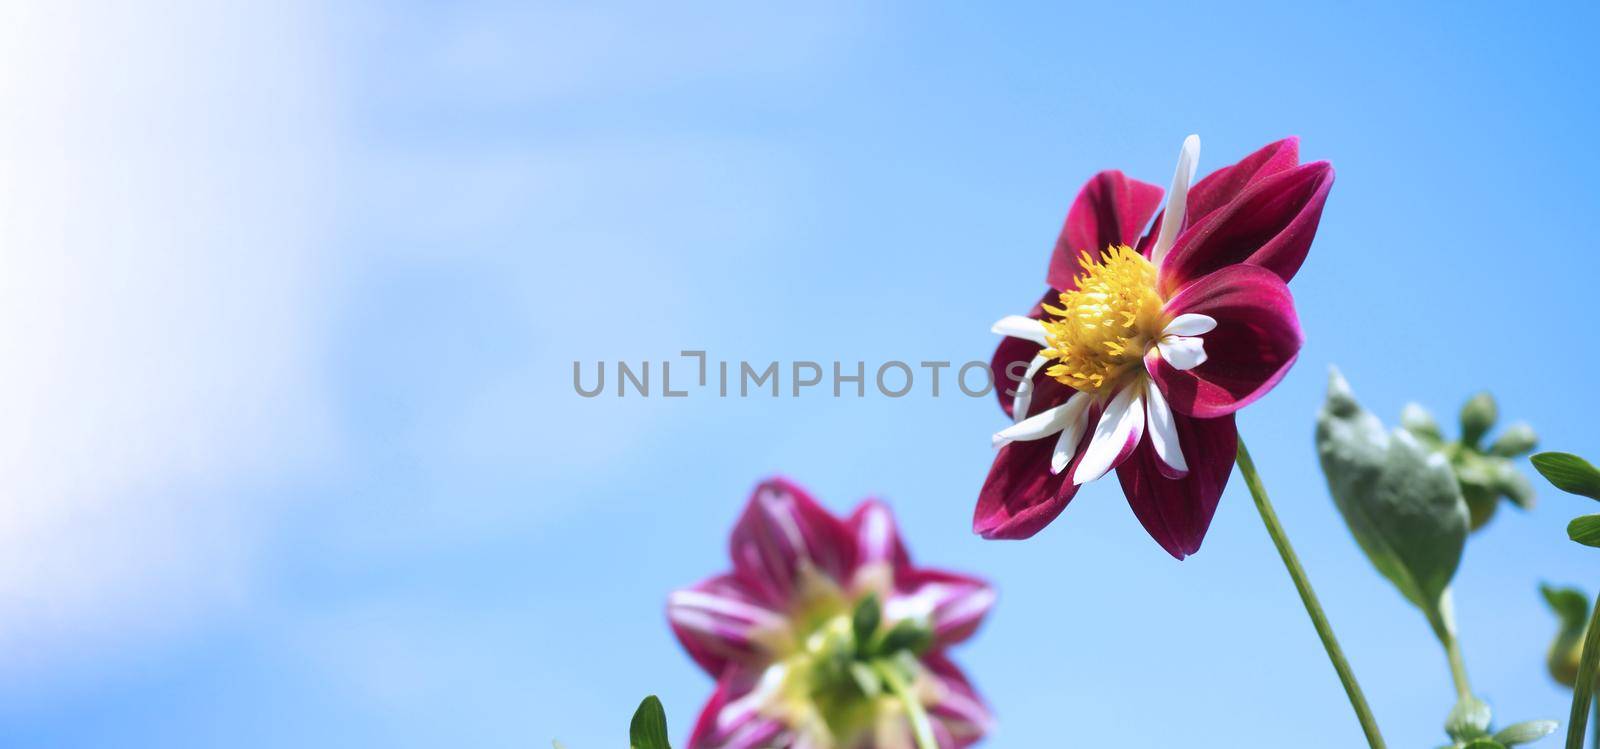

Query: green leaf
[1568,514,1600,548]
[1489,423,1539,457]
[1530,452,1600,500]
[1317,369,1468,615]
[1460,740,1506,749]
[852,593,881,650]
[1460,392,1497,447]
[1492,720,1558,746]
[1403,403,1444,443]
[629,695,672,749]
[1446,695,1492,741]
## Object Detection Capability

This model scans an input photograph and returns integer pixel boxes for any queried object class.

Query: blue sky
[1,1,1598,747]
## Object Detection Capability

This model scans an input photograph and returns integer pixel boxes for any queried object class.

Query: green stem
[1565,590,1600,749]
[876,659,937,749]
[1591,693,1597,749]
[1236,436,1387,749]
[1443,633,1473,702]
[1427,601,1474,701]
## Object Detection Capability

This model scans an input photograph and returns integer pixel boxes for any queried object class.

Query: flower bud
[1541,584,1591,688]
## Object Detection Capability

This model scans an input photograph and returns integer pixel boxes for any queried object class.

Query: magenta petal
[687,670,788,749]
[668,574,785,676]
[729,478,857,607]
[1116,411,1237,559]
[923,653,993,748]
[1152,264,1303,418]
[1047,170,1164,291]
[1138,138,1300,257]
[973,425,1088,539]
[848,499,913,574]
[1158,161,1335,294]
[1185,137,1301,225]
[893,569,996,647]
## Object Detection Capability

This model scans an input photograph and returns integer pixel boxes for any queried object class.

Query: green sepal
[629,695,672,749]
[852,593,881,651]
[1491,462,1535,509]
[1459,392,1497,447]
[1317,369,1468,616]
[1489,423,1538,457]
[1403,403,1444,444]
[876,618,934,657]
[1530,452,1600,500]
[1568,514,1600,548]
[1492,720,1558,746]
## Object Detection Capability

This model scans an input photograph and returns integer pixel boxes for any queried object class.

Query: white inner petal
[1157,334,1208,371]
[1048,391,1094,474]
[990,314,1048,345]
[1011,353,1050,422]
[992,399,1076,447]
[1143,378,1187,474]
[1149,134,1200,270]
[1072,384,1146,485]
[1162,312,1217,337]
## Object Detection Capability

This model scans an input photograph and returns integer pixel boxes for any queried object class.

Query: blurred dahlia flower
[670,479,994,749]
[979,135,1334,558]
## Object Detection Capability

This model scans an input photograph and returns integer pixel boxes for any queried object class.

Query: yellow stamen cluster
[1041,245,1166,394]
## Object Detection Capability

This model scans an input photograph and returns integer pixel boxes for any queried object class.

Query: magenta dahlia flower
[977,135,1333,558]
[670,478,995,749]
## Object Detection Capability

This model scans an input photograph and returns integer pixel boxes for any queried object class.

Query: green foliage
[1530,453,1600,501]
[1404,393,1540,531]
[1492,722,1559,746]
[1317,369,1468,618]
[1568,515,1600,548]
[629,696,672,749]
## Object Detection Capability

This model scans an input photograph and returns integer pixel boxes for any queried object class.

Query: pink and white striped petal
[886,570,997,647]
[729,478,857,607]
[668,574,791,676]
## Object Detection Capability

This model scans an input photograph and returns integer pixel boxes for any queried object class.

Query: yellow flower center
[1041,245,1167,394]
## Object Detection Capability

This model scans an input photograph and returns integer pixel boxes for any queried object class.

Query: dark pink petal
[687,670,788,749]
[923,653,993,748]
[667,573,787,676]
[1158,161,1334,294]
[729,478,856,608]
[1116,411,1237,559]
[1152,264,1303,418]
[973,412,1094,539]
[848,499,913,576]
[1185,137,1301,225]
[891,569,996,648]
[1047,170,1164,291]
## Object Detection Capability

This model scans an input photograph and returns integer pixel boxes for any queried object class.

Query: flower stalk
[1427,606,1474,702]
[1566,589,1600,749]
[1236,436,1387,749]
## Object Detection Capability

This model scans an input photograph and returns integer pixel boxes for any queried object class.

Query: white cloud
[0,1,336,670]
